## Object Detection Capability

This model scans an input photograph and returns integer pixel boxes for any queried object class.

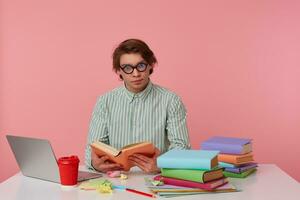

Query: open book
[90,141,155,171]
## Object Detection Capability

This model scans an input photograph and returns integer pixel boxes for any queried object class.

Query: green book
[161,167,224,183]
[223,168,257,178]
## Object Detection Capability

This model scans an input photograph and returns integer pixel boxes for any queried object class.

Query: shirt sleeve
[85,96,109,169]
[166,95,191,150]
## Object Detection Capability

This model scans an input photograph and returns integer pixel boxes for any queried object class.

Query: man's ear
[149,65,154,75]
[117,70,123,80]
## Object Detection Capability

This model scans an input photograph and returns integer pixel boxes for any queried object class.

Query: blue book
[225,163,258,173]
[201,136,252,154]
[157,149,219,170]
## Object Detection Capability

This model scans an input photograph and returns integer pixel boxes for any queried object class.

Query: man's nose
[132,68,141,76]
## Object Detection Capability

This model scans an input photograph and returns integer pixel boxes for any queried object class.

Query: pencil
[126,188,156,198]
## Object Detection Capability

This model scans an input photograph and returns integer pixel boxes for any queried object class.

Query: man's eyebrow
[120,60,146,66]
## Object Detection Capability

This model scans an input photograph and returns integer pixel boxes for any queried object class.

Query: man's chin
[133,84,147,92]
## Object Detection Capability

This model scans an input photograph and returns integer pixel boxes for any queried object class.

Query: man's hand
[91,150,123,172]
[128,148,161,173]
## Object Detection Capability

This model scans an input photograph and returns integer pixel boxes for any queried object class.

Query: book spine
[218,154,237,164]
[224,168,242,173]
[218,162,236,168]
[223,171,243,178]
[223,168,256,178]
[161,168,206,183]
[156,176,215,190]
[225,163,257,173]
[157,157,211,170]
[201,142,243,154]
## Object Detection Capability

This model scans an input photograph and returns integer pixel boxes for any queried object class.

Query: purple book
[225,163,258,173]
[201,136,252,154]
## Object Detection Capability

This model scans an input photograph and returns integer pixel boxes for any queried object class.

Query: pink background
[1,0,300,182]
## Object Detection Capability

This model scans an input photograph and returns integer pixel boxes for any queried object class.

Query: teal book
[219,162,237,168]
[223,168,257,178]
[161,167,224,183]
[157,149,219,170]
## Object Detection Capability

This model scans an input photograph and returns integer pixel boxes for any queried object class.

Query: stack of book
[201,136,257,178]
[150,149,237,197]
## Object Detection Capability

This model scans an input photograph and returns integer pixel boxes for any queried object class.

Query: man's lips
[131,79,143,83]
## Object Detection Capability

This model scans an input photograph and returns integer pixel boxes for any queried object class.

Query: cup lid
[58,155,80,164]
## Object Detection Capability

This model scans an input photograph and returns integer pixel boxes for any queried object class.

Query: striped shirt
[85,81,191,168]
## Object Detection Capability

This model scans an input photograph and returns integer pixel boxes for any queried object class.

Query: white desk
[0,164,299,200]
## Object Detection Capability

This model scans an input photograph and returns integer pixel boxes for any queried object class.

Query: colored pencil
[126,188,156,198]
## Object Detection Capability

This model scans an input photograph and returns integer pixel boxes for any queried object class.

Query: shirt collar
[122,80,153,102]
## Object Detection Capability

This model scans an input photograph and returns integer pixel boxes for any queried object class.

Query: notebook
[6,135,102,183]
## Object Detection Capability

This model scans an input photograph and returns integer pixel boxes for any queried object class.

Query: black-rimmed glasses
[120,62,148,74]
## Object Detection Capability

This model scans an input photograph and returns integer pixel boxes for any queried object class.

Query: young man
[85,39,190,173]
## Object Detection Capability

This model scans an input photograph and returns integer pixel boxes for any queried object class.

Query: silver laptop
[6,135,102,183]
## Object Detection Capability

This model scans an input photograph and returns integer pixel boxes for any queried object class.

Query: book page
[91,141,120,156]
[121,141,150,150]
[121,142,155,157]
[243,143,252,153]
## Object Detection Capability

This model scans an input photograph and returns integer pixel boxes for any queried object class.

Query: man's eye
[137,63,147,68]
[124,65,133,70]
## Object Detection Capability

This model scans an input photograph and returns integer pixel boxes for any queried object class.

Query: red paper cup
[58,155,79,186]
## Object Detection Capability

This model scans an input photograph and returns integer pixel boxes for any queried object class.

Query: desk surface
[0,164,299,200]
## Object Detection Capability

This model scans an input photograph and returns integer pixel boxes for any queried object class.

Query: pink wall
[1,0,300,182]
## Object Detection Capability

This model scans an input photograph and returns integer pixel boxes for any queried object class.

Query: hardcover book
[161,168,224,183]
[223,168,257,178]
[225,163,258,173]
[153,175,228,190]
[90,141,155,171]
[157,149,219,170]
[201,136,252,154]
[218,152,254,164]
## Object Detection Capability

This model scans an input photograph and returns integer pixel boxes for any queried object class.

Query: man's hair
[112,39,157,75]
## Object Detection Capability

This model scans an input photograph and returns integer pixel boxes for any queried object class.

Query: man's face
[119,53,152,93]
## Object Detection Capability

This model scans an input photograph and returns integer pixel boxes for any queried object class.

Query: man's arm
[85,96,110,170]
[166,95,191,150]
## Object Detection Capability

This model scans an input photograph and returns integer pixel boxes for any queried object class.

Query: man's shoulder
[152,84,186,111]
[96,85,124,102]
[105,85,124,96]
[152,83,180,99]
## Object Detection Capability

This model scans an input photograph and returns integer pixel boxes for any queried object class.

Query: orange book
[218,152,253,164]
[90,141,155,171]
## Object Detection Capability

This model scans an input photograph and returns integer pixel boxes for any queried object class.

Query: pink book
[154,175,228,190]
